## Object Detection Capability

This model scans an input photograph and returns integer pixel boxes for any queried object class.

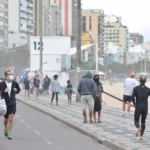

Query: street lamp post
[39,0,43,74]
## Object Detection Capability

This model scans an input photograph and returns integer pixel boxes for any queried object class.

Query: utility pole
[39,0,43,74]
[76,0,81,102]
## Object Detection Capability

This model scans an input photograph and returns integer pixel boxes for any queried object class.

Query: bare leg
[98,111,102,123]
[7,114,14,134]
[4,118,8,129]
[93,110,96,123]
[122,102,126,115]
[83,109,87,122]
[89,109,93,122]
[127,102,131,112]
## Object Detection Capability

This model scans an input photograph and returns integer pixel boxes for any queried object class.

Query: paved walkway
[17,91,150,150]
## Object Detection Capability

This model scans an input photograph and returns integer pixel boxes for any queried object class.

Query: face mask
[9,75,14,81]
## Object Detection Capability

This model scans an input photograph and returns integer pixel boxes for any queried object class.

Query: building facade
[82,9,105,58]
[8,0,34,40]
[0,0,8,50]
[51,4,62,36]
[104,22,129,56]
[130,33,144,45]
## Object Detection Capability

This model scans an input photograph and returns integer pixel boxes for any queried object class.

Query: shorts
[123,95,132,102]
[81,95,94,110]
[4,104,16,119]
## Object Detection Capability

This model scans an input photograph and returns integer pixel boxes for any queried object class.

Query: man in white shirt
[122,72,137,116]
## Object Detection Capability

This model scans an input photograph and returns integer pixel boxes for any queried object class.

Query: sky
[82,0,150,41]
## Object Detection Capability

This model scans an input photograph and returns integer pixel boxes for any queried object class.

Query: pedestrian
[93,74,103,123]
[78,72,97,123]
[33,76,40,100]
[122,72,137,116]
[1,70,21,139]
[43,75,51,95]
[132,75,150,140]
[65,80,74,104]
[24,76,30,99]
[50,75,60,106]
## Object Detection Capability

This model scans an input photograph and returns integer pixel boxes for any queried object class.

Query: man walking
[51,75,60,106]
[78,72,97,123]
[132,75,150,140]
[43,75,51,95]
[1,70,21,139]
[122,72,137,116]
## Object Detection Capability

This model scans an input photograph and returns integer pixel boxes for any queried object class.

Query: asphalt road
[0,102,111,150]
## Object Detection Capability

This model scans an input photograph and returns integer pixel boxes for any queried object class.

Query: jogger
[132,75,150,140]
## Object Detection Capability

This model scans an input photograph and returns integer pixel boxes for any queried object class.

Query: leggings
[51,92,58,104]
[134,108,148,136]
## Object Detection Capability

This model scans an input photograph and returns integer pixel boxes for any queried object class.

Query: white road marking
[34,130,40,135]
[21,119,25,123]
[27,124,31,128]
[45,139,52,145]
[16,115,20,118]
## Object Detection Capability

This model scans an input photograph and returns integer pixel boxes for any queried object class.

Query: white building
[8,0,34,39]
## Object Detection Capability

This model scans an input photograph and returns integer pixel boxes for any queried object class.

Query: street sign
[56,58,60,63]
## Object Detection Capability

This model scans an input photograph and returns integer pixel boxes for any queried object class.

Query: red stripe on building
[59,0,62,9]
[54,0,57,4]
[65,0,68,35]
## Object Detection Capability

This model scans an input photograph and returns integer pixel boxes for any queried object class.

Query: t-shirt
[5,81,12,98]
[124,78,137,96]
[34,79,40,88]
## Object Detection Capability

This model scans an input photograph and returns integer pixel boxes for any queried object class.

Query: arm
[77,81,81,94]
[132,87,136,106]
[92,81,97,96]
[15,82,21,94]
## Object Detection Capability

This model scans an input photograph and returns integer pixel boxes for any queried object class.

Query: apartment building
[0,0,8,50]
[8,0,34,39]
[82,9,105,54]
[130,33,144,45]
[104,21,129,56]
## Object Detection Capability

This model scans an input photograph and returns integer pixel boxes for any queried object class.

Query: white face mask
[9,75,14,80]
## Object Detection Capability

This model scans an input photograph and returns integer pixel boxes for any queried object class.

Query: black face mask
[94,78,99,82]
[140,79,146,85]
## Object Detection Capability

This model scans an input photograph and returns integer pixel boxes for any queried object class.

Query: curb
[17,98,126,150]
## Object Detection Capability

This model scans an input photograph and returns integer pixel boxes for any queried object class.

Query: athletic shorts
[4,104,16,119]
[81,95,94,110]
[123,95,132,102]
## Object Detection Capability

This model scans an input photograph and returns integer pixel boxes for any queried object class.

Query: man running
[1,70,21,139]
[132,75,150,140]
[122,72,137,116]
[43,75,51,95]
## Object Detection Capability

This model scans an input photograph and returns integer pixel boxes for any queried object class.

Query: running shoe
[4,129,8,137]
[7,134,12,140]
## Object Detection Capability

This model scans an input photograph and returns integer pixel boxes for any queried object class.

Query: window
[83,16,86,32]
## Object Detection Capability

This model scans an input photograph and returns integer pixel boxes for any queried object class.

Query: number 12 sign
[33,41,44,50]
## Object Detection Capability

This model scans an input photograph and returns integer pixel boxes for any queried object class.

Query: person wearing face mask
[132,75,150,140]
[33,76,40,100]
[93,74,103,123]
[1,70,21,140]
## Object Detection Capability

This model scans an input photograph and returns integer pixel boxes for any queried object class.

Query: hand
[5,88,9,93]
[14,88,17,92]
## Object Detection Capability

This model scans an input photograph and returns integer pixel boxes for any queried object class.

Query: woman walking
[93,74,103,123]
[24,76,30,99]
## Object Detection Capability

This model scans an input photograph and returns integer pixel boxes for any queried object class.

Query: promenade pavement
[17,85,150,150]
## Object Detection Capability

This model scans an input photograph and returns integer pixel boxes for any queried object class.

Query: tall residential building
[51,0,76,36]
[8,0,34,39]
[51,4,62,36]
[0,0,8,50]
[33,0,51,36]
[130,33,144,45]
[82,9,105,55]
[104,21,129,56]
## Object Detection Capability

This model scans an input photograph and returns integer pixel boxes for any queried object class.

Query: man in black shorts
[1,70,21,139]
[122,72,137,116]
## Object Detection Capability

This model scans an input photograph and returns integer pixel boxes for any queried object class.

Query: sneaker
[4,129,8,137]
[7,134,12,140]
[83,120,87,123]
